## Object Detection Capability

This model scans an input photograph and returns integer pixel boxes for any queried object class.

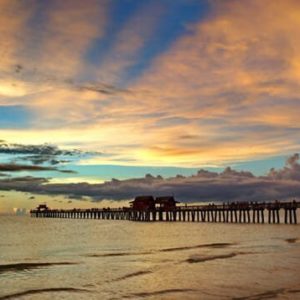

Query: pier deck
[30,201,299,224]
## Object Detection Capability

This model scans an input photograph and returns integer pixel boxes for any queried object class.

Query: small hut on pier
[155,196,179,210]
[36,204,49,211]
[130,196,155,210]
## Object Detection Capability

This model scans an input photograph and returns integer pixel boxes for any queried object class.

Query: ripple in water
[0,262,78,274]
[0,288,91,300]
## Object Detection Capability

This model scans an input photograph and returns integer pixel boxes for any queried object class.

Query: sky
[0,0,300,213]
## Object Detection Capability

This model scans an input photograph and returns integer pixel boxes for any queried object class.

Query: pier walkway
[30,201,299,224]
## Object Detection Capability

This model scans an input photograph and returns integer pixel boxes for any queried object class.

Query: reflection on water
[0,216,299,299]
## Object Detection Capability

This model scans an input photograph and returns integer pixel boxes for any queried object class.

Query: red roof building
[130,196,155,211]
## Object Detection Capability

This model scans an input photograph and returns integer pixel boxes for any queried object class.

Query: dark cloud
[220,167,255,179]
[19,156,70,166]
[0,141,78,156]
[67,194,85,200]
[267,153,300,180]
[0,141,100,165]
[0,163,57,172]
[59,169,77,174]
[179,134,200,140]
[0,154,299,202]
[78,82,132,96]
[0,177,48,193]
[14,64,23,73]
[8,61,132,97]
[0,163,76,174]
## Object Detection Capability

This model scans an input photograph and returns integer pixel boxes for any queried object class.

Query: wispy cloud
[96,1,165,84]
[39,0,107,75]
[0,0,34,72]
[0,0,109,101]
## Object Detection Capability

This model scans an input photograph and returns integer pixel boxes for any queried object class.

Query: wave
[85,251,152,257]
[85,242,235,258]
[0,288,91,300]
[114,270,152,281]
[232,287,300,300]
[185,251,256,264]
[285,238,298,243]
[128,288,197,298]
[161,243,234,252]
[0,262,77,274]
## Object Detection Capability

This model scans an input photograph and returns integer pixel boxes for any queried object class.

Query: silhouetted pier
[30,201,299,224]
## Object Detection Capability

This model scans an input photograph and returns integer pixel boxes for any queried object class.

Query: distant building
[130,196,155,210]
[36,204,49,211]
[155,196,179,210]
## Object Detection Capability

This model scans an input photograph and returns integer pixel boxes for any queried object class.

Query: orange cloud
[0,0,34,70]
[133,0,300,103]
[124,0,300,163]
[37,0,108,77]
[1,0,300,167]
[0,0,108,103]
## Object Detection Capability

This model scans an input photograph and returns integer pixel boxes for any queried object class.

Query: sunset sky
[1,0,300,213]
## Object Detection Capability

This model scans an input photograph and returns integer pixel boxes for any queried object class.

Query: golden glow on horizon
[0,191,131,214]
[47,177,105,184]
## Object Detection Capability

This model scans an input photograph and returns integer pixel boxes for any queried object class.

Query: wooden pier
[30,201,299,224]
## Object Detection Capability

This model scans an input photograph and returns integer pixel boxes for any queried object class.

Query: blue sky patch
[0,105,33,129]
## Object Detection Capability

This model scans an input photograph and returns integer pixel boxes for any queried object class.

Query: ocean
[0,216,299,299]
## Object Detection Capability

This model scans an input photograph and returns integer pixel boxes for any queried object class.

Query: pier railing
[30,201,299,224]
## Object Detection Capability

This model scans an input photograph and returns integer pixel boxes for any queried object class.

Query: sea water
[0,216,299,299]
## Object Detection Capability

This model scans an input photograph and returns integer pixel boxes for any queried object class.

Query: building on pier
[130,196,155,210]
[131,195,179,211]
[155,196,179,210]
